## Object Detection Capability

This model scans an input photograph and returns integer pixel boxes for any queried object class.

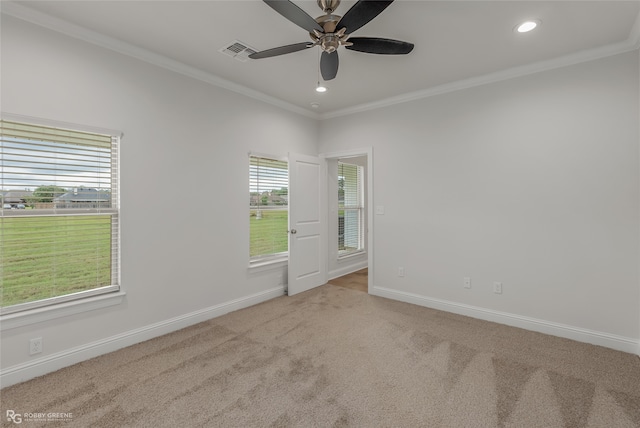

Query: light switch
[376,205,385,215]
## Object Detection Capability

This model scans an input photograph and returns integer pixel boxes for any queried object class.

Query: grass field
[2,210,286,308]
[250,209,288,257]
[1,216,112,307]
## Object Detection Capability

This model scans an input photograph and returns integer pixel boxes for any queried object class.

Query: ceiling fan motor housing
[310,13,351,53]
[320,34,339,53]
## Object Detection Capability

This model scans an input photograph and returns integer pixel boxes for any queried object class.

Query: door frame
[320,147,373,293]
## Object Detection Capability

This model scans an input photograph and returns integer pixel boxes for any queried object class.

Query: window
[0,120,120,314]
[249,155,288,263]
[338,161,364,257]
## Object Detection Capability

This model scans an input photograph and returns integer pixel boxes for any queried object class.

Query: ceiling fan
[249,0,414,81]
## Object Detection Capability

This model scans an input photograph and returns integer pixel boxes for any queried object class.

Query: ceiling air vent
[219,40,257,62]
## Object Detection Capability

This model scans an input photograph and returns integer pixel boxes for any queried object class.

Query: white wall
[0,16,318,381]
[319,51,640,352]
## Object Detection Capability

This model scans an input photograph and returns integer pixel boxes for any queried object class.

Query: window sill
[337,250,367,261]
[248,257,288,274]
[0,291,127,331]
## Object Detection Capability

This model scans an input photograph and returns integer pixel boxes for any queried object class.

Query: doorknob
[290,229,297,234]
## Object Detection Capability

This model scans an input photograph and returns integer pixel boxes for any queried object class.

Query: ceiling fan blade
[337,0,394,34]
[346,37,414,55]
[263,0,324,33]
[320,51,339,80]
[249,42,314,59]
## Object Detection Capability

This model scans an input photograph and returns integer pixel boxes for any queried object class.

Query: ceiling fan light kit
[249,0,415,81]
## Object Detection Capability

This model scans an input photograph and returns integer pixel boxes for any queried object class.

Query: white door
[288,152,325,295]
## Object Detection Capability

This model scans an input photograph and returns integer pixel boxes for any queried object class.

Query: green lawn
[2,210,287,308]
[250,209,288,257]
[1,216,112,307]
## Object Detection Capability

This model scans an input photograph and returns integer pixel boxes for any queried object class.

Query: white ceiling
[3,1,640,118]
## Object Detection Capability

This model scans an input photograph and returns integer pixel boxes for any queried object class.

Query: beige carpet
[2,284,639,427]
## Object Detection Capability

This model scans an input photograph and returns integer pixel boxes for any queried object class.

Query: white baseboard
[328,260,368,281]
[1,286,285,388]
[372,286,639,355]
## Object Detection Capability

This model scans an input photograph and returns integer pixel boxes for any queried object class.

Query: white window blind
[0,119,120,314]
[338,161,363,257]
[249,155,288,262]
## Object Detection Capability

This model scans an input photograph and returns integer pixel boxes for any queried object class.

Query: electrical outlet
[30,337,42,355]
[464,277,471,289]
[398,267,405,277]
[494,282,503,294]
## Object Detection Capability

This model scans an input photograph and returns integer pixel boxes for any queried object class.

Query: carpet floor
[2,284,639,427]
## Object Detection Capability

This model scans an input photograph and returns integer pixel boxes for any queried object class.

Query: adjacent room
[1,0,639,426]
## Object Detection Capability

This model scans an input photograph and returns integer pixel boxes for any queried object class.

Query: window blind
[1,119,120,313]
[249,155,288,261]
[338,161,363,256]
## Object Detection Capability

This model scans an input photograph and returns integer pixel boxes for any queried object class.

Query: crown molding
[0,1,320,120]
[322,26,640,120]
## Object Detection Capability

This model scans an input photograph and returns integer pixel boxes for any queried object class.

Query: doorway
[322,148,373,294]
[328,268,368,292]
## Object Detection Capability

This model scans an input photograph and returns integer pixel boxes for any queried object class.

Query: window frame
[338,161,365,259]
[0,116,123,324]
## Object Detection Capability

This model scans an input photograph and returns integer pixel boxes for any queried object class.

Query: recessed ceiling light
[310,102,320,108]
[315,84,327,93]
[515,20,541,33]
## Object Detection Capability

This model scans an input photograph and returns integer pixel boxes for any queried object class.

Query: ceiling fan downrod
[317,0,340,13]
